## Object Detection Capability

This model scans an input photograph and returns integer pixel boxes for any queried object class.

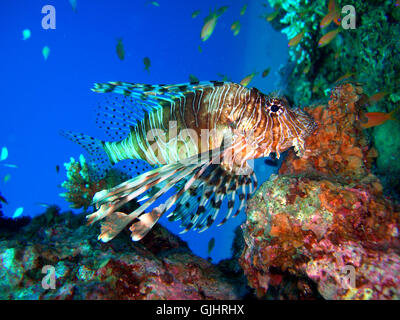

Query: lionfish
[62,81,316,242]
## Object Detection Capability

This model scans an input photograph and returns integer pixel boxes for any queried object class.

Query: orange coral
[240,84,400,300]
[280,83,377,181]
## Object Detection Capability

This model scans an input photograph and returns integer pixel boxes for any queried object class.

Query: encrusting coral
[0,206,240,299]
[280,83,379,182]
[239,83,400,300]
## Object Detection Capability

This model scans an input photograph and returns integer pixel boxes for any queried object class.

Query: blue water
[0,0,288,262]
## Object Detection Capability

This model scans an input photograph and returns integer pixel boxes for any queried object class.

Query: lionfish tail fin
[60,130,111,177]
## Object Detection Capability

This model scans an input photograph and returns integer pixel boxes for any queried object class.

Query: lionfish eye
[270,105,280,112]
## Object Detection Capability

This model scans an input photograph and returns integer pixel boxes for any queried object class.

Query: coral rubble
[0,206,240,300]
[239,83,400,300]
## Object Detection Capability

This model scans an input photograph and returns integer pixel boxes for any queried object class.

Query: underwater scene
[0,0,400,301]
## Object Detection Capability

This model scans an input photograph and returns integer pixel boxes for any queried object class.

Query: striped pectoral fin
[293,137,306,157]
[98,211,133,242]
[97,164,197,242]
[169,164,258,234]
[178,186,213,233]
[129,206,164,241]
[217,170,257,226]
[129,157,225,240]
[88,145,227,242]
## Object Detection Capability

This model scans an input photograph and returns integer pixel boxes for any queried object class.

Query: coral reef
[279,83,378,182]
[266,0,400,197]
[239,83,400,300]
[268,0,400,108]
[0,206,241,300]
[60,155,128,210]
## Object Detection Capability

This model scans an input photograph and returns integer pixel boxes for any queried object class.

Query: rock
[239,84,400,300]
[0,206,240,300]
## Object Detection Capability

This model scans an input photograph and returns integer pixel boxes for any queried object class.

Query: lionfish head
[253,96,317,158]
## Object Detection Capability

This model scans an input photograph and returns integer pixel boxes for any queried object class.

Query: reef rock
[0,206,239,300]
[280,83,378,181]
[240,84,400,300]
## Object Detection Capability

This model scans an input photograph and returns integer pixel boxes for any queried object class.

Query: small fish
[334,72,355,83]
[143,57,151,72]
[369,91,388,104]
[215,6,228,16]
[288,30,305,47]
[200,6,228,41]
[318,28,340,47]
[12,207,24,219]
[240,4,247,16]
[266,10,279,22]
[262,67,271,78]
[0,194,7,204]
[189,74,199,83]
[56,165,60,173]
[116,38,125,61]
[192,10,200,18]
[22,29,31,40]
[201,14,218,41]
[240,72,257,87]
[328,0,341,26]
[207,237,215,255]
[42,46,50,60]
[2,164,18,168]
[148,1,160,7]
[320,10,336,28]
[328,0,336,12]
[231,21,241,36]
[332,11,341,26]
[360,106,400,128]
[217,73,230,81]
[198,45,203,53]
[69,0,77,12]
[3,174,11,183]
[0,147,8,161]
[35,203,51,208]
